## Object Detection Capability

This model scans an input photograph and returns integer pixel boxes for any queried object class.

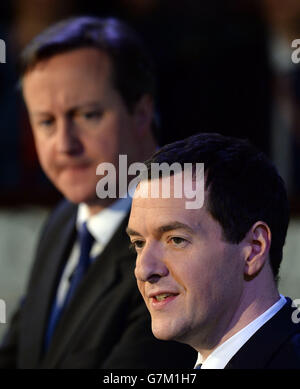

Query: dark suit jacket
[225,298,300,369]
[0,200,196,368]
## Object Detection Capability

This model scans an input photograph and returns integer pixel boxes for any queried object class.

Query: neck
[197,265,280,360]
[85,197,117,216]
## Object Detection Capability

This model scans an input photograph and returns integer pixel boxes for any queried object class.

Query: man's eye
[82,111,102,120]
[129,240,145,252]
[170,237,188,247]
[38,118,54,127]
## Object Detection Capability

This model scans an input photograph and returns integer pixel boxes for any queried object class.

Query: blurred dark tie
[44,222,94,351]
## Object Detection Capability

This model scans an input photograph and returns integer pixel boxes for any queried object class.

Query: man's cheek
[137,281,144,296]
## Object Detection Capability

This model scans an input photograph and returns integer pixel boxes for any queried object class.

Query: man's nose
[56,118,83,155]
[134,243,169,284]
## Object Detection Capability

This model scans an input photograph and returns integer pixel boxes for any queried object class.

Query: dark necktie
[44,222,94,351]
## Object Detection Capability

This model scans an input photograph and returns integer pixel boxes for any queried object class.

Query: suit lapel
[225,298,300,369]
[20,205,77,368]
[41,215,131,368]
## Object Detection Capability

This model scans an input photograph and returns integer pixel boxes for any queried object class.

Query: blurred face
[127,175,246,350]
[23,48,146,212]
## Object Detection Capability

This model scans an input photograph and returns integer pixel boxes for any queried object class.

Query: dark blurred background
[1,0,300,340]
[1,0,300,210]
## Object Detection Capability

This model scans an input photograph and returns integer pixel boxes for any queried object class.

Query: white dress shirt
[195,295,287,369]
[55,197,132,307]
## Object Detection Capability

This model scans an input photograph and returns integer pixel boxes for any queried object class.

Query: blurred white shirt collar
[77,196,132,250]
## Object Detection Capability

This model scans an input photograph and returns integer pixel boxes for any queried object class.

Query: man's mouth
[56,160,91,171]
[154,293,175,302]
[149,292,179,308]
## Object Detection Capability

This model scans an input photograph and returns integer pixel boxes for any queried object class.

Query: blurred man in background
[0,16,195,368]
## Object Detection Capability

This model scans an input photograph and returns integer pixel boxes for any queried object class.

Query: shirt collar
[77,197,132,247]
[195,295,287,369]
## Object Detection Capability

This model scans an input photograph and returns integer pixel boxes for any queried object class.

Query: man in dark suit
[0,16,196,368]
[128,132,300,369]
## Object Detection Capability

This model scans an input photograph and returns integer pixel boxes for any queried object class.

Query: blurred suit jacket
[225,298,300,369]
[0,200,196,368]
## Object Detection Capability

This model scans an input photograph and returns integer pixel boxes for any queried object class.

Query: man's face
[23,48,146,209]
[128,175,246,350]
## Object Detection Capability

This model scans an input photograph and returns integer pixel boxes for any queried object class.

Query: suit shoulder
[268,328,300,368]
[36,199,76,240]
[44,200,77,229]
[28,200,76,277]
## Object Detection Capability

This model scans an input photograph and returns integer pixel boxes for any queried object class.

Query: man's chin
[64,192,116,214]
[151,323,178,342]
[59,188,98,206]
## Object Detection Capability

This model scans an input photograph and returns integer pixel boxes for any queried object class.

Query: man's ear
[132,94,154,136]
[243,221,271,278]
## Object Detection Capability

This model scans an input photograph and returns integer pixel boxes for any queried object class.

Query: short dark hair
[19,16,156,113]
[144,133,290,279]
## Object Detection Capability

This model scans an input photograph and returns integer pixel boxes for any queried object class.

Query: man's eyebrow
[157,222,194,234]
[126,227,142,237]
[71,101,102,111]
[31,101,102,116]
[30,111,51,117]
[126,222,194,238]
